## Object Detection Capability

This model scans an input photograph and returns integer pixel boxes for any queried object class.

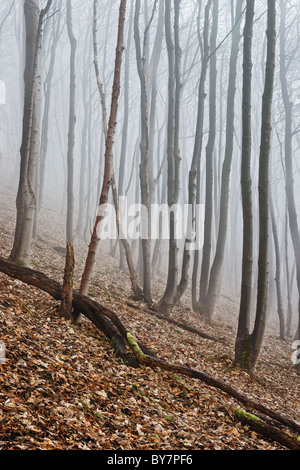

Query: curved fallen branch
[0,256,299,448]
[126,301,222,342]
[235,409,300,450]
[0,256,148,367]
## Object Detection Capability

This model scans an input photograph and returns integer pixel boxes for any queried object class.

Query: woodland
[0,0,300,451]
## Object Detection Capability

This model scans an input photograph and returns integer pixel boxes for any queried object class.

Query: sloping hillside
[0,186,299,450]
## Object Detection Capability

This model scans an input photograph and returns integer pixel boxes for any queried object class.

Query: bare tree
[66,0,77,246]
[204,0,244,321]
[158,0,182,315]
[10,0,53,265]
[243,0,276,374]
[279,0,300,342]
[78,0,127,319]
[234,0,255,364]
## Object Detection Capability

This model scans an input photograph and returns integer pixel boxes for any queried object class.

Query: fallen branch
[235,409,300,450]
[0,257,147,367]
[0,256,299,447]
[145,304,223,342]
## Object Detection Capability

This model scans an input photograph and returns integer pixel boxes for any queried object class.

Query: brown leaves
[0,187,299,450]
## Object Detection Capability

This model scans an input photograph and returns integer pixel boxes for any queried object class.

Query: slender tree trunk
[79,0,127,308]
[199,0,218,303]
[158,0,182,316]
[177,0,212,308]
[248,0,276,374]
[38,4,61,214]
[60,241,74,320]
[66,0,77,246]
[92,0,142,299]
[148,0,164,209]
[10,0,52,266]
[269,191,286,340]
[76,24,93,239]
[279,0,300,342]
[285,208,293,338]
[234,0,255,364]
[133,0,156,302]
[205,0,243,321]
[118,0,134,269]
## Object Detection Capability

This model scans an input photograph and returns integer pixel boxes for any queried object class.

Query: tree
[157,0,182,315]
[10,0,53,266]
[269,190,286,340]
[133,0,158,303]
[234,0,255,363]
[238,0,276,374]
[176,0,212,311]
[78,0,127,319]
[199,0,219,305]
[66,0,77,246]
[279,0,300,342]
[203,0,244,321]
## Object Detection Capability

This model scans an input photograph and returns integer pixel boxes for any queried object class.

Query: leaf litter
[0,186,299,450]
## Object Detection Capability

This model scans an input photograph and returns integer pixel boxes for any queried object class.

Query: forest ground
[0,185,299,451]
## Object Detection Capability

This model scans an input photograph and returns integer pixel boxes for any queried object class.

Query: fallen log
[0,256,145,367]
[0,256,299,447]
[235,409,300,450]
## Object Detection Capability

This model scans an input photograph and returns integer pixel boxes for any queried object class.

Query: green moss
[15,259,26,266]
[235,408,261,422]
[126,332,146,358]
[168,371,187,388]
[239,335,251,371]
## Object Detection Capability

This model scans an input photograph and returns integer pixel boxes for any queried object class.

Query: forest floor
[0,185,299,451]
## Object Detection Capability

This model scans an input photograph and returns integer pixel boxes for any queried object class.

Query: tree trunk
[66,0,77,246]
[158,0,182,316]
[269,191,286,340]
[205,0,243,320]
[59,241,74,320]
[79,0,127,307]
[248,0,276,375]
[10,0,52,266]
[234,0,255,364]
[199,0,218,304]
[38,3,62,216]
[279,0,300,342]
[117,0,134,269]
[133,0,154,303]
[177,0,212,309]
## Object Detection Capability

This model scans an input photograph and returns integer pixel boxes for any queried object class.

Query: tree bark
[199,0,218,304]
[79,0,127,307]
[269,191,286,340]
[234,0,255,364]
[158,0,182,316]
[10,0,52,266]
[133,0,155,302]
[235,409,300,450]
[279,0,300,342]
[248,0,276,375]
[66,0,77,246]
[59,241,74,320]
[177,0,212,310]
[205,0,243,320]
